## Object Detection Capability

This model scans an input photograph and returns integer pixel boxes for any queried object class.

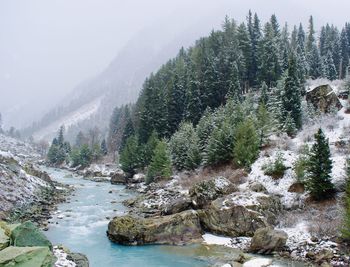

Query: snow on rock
[53,246,76,267]
[277,221,311,251]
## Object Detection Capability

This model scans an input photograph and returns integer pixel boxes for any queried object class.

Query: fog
[1,0,350,128]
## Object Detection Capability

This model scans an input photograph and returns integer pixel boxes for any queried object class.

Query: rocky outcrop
[199,192,282,237]
[107,210,203,245]
[0,246,55,267]
[190,177,237,208]
[11,221,52,250]
[249,227,288,254]
[123,182,191,216]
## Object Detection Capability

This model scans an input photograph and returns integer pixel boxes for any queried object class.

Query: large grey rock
[0,228,9,250]
[249,227,288,254]
[110,171,126,184]
[190,177,237,208]
[199,192,282,237]
[107,210,203,245]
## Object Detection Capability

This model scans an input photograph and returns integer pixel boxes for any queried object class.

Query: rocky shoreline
[106,171,350,267]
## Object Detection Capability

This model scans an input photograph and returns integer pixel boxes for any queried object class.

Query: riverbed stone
[10,221,52,250]
[249,227,288,254]
[0,246,55,267]
[107,210,203,245]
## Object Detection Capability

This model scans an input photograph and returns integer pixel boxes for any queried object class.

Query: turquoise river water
[44,168,305,267]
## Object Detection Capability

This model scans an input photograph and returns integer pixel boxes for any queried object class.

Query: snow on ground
[242,258,272,267]
[277,221,311,251]
[202,233,232,246]
[239,149,303,209]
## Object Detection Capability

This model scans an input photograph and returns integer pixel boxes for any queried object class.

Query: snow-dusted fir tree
[282,53,302,130]
[306,128,334,200]
[146,141,171,184]
[169,122,201,170]
[233,118,259,168]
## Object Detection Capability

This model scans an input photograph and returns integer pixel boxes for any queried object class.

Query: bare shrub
[177,164,247,189]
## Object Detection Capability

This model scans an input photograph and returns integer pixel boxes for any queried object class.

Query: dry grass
[177,163,248,189]
[278,198,342,239]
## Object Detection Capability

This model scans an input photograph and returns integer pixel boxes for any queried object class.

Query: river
[43,167,306,267]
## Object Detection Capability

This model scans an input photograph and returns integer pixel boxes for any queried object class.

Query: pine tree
[282,112,297,137]
[169,122,201,170]
[282,54,302,130]
[57,126,65,147]
[120,135,140,175]
[256,103,272,146]
[227,61,241,99]
[146,141,171,184]
[140,131,159,167]
[340,28,350,79]
[203,119,234,166]
[259,81,269,105]
[306,128,335,200]
[234,118,259,168]
[79,144,92,167]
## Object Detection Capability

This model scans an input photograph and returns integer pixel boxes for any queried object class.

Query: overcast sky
[1,0,350,128]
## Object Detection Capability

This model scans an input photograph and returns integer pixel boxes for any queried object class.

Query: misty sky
[1,0,350,128]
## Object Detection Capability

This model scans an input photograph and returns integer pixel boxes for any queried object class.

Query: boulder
[67,252,89,267]
[111,171,126,184]
[130,173,145,183]
[0,228,9,250]
[288,182,305,193]
[107,210,203,245]
[190,177,237,208]
[249,227,288,254]
[10,221,52,250]
[199,192,282,237]
[248,182,268,193]
[0,246,55,267]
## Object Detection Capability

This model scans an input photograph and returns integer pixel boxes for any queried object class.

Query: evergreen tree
[79,144,92,167]
[259,81,269,105]
[120,109,135,152]
[256,103,272,146]
[203,119,234,166]
[146,141,171,184]
[306,128,335,200]
[57,126,65,147]
[120,135,140,175]
[233,118,259,168]
[140,131,159,167]
[227,61,241,99]
[340,28,350,79]
[282,54,302,130]
[169,122,201,170]
[282,112,297,137]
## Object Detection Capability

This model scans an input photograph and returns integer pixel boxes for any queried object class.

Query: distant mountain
[26,14,221,142]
